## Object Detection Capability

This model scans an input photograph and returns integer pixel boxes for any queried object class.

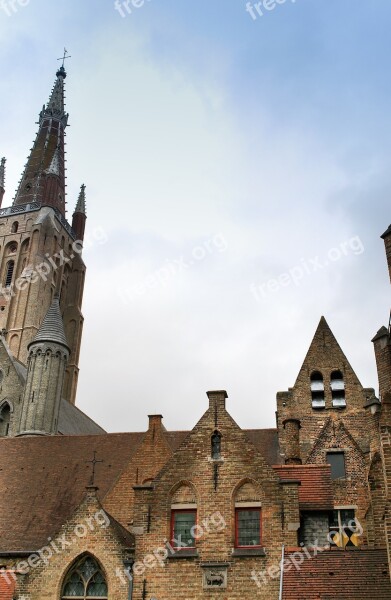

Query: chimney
[283,418,302,465]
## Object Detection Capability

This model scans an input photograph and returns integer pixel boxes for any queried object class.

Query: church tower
[0,63,86,405]
[16,294,70,436]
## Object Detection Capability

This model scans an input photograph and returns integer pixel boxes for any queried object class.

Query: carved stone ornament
[201,563,228,589]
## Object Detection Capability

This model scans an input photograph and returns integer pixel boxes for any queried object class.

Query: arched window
[4,261,14,287]
[330,370,346,408]
[0,403,11,437]
[61,555,107,599]
[170,484,197,551]
[310,371,325,409]
[11,222,18,233]
[211,430,222,459]
[234,482,262,549]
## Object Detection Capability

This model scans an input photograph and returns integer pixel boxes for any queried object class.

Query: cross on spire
[57,48,71,68]
[85,451,103,487]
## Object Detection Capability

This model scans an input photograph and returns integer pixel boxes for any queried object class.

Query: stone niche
[201,562,229,590]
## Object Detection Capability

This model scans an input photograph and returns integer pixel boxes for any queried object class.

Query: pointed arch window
[61,556,107,599]
[0,402,11,437]
[331,370,346,408]
[310,371,325,409]
[4,261,14,288]
[211,430,222,460]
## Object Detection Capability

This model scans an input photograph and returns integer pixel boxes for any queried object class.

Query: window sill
[167,549,199,559]
[232,547,266,557]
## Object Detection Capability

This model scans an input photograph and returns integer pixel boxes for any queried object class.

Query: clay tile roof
[0,575,15,600]
[31,295,69,350]
[282,549,391,599]
[0,432,144,552]
[273,465,333,510]
[245,429,282,465]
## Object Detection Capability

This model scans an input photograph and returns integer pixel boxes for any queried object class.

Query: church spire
[72,184,87,241]
[0,157,5,208]
[13,66,68,215]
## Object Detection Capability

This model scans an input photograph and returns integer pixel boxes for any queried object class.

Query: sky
[0,0,389,433]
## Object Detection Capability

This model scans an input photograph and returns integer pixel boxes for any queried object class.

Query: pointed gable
[295,316,362,389]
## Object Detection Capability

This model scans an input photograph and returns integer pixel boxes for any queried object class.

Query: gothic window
[170,483,197,550]
[326,451,346,479]
[0,403,11,437]
[11,222,18,233]
[235,509,262,548]
[234,482,262,548]
[4,261,14,287]
[310,371,325,409]
[211,430,222,459]
[61,555,107,599]
[171,510,197,549]
[330,370,346,407]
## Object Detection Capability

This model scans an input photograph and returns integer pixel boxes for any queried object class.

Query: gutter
[0,552,35,557]
[279,544,285,600]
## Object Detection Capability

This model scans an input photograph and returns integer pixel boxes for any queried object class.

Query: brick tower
[0,64,86,405]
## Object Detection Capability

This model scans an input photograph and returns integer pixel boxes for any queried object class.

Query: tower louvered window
[310,371,325,408]
[61,556,107,599]
[331,370,346,407]
[4,261,14,287]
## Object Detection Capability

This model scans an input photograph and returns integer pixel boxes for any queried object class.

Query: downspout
[279,544,285,600]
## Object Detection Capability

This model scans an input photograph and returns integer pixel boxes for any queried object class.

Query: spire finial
[57,48,71,78]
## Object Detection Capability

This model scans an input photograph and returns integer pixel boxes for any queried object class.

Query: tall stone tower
[16,294,70,436]
[0,65,86,405]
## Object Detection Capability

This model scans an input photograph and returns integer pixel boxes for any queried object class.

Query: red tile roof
[0,573,15,600]
[273,465,334,510]
[282,549,391,599]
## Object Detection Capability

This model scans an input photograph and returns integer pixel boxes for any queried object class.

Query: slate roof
[31,295,69,349]
[245,428,282,465]
[273,465,334,510]
[58,399,106,435]
[282,549,391,599]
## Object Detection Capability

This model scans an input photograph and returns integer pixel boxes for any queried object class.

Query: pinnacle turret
[30,293,69,351]
[72,184,87,241]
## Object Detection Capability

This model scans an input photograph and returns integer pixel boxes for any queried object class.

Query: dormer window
[310,372,325,409]
[331,371,346,408]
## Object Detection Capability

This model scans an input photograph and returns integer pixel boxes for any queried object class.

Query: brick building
[0,65,390,599]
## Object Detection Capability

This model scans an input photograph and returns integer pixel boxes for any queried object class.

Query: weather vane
[85,451,103,486]
[57,48,71,68]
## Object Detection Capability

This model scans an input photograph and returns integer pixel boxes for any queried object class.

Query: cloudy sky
[1,0,389,433]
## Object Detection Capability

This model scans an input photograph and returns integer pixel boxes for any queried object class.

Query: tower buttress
[16,294,70,436]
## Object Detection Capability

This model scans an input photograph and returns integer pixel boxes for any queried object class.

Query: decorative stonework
[201,563,228,590]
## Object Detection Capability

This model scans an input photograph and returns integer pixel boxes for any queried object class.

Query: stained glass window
[61,556,108,599]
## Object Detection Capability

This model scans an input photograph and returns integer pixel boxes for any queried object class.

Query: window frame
[235,507,262,549]
[326,451,346,480]
[329,508,359,548]
[170,508,197,550]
